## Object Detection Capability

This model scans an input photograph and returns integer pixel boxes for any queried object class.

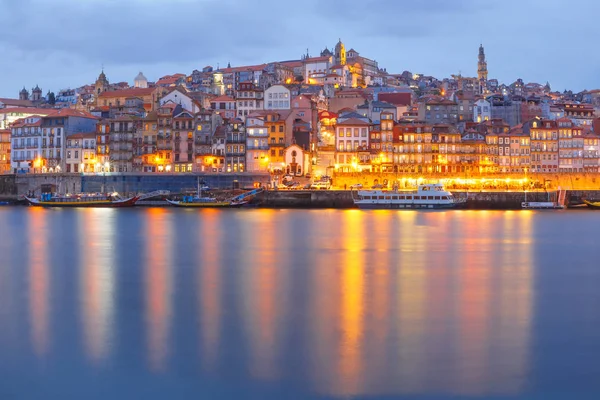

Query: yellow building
[0,129,10,173]
[265,112,286,172]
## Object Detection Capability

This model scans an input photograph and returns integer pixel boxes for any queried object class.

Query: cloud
[0,0,289,65]
[0,0,599,96]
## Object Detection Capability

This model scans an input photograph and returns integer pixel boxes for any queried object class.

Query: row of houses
[325,111,600,174]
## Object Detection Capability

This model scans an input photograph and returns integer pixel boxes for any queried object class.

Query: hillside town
[2,41,600,180]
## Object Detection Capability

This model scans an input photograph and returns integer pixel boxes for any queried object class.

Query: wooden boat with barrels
[24,192,139,208]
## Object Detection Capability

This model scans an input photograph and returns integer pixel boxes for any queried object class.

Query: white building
[159,88,201,113]
[303,55,333,84]
[284,144,308,176]
[335,117,370,172]
[10,116,43,172]
[264,85,291,110]
[235,82,264,119]
[473,99,491,122]
[0,107,51,130]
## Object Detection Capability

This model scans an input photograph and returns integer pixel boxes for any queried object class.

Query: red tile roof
[0,98,35,107]
[303,56,331,63]
[220,64,267,73]
[0,107,53,115]
[378,93,412,106]
[98,87,156,98]
[337,118,371,126]
[11,117,43,128]
[45,108,99,119]
[211,95,235,102]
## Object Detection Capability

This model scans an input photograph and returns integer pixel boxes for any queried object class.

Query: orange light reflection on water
[198,209,221,371]
[244,209,281,381]
[145,208,172,372]
[27,208,50,357]
[79,209,115,365]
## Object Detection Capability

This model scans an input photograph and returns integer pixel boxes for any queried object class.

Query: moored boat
[583,199,600,209]
[24,192,139,208]
[166,196,235,208]
[521,201,564,209]
[353,183,466,210]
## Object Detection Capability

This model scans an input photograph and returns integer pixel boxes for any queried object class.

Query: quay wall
[253,190,600,209]
[0,173,270,197]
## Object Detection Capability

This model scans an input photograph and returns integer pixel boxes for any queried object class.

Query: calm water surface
[1,208,600,399]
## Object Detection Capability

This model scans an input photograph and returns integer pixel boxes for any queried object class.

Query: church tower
[334,38,346,66]
[31,85,42,102]
[95,69,109,96]
[19,87,29,101]
[477,44,488,94]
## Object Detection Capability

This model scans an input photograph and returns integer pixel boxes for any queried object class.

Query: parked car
[371,184,384,189]
[350,183,363,189]
[311,181,331,190]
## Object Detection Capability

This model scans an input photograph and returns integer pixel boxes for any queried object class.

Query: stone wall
[254,189,600,209]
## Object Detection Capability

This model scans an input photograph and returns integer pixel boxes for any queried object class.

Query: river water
[0,207,599,399]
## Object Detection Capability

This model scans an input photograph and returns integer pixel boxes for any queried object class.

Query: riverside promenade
[2,173,600,209]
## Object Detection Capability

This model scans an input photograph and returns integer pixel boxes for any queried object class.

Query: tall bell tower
[477,44,488,93]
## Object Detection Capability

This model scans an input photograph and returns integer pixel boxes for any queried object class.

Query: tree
[294,75,304,84]
[47,92,56,105]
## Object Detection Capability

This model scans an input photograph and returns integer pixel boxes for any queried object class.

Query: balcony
[247,145,270,151]
[227,136,246,144]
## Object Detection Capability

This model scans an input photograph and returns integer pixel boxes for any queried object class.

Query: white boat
[353,183,467,210]
[521,190,565,209]
[521,201,564,209]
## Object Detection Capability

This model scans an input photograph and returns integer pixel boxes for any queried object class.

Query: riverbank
[4,189,600,209]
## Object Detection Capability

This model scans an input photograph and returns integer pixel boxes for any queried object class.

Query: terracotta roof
[0,98,35,107]
[11,117,43,128]
[156,77,180,86]
[45,108,99,119]
[280,60,303,68]
[98,87,155,98]
[303,56,331,63]
[337,118,371,126]
[219,64,267,73]
[211,95,235,102]
[0,107,53,115]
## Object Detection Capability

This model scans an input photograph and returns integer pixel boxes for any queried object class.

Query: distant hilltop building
[134,72,148,88]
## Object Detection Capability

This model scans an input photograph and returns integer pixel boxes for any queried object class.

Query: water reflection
[27,208,50,357]
[395,211,428,394]
[78,209,116,365]
[197,209,222,371]
[335,210,365,396]
[304,210,535,398]
[1,208,544,398]
[144,208,173,372]
[242,210,282,380]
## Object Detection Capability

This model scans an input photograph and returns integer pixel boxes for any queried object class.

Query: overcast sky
[0,0,596,98]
